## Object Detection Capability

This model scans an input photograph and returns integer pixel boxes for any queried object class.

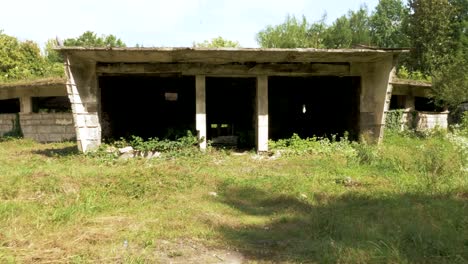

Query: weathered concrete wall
[0,114,17,136]
[64,56,101,152]
[351,56,396,142]
[59,49,403,152]
[412,111,449,131]
[19,113,75,142]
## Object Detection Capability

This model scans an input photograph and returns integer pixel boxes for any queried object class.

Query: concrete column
[20,96,32,113]
[404,95,415,111]
[256,76,269,152]
[196,75,207,150]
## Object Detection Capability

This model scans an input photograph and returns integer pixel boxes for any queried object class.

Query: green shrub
[385,109,405,132]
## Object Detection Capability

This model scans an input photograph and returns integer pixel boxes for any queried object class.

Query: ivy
[385,109,405,131]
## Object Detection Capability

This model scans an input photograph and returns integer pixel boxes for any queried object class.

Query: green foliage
[63,31,126,47]
[323,15,353,48]
[405,0,458,73]
[0,31,64,82]
[431,52,468,107]
[397,66,432,82]
[192,36,240,48]
[385,110,405,132]
[370,0,409,48]
[256,15,327,48]
[44,38,63,63]
[269,133,357,160]
[0,131,467,262]
[2,113,23,138]
[0,32,50,81]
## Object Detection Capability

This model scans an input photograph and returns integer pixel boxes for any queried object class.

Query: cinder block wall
[414,112,449,130]
[401,111,449,131]
[19,113,75,142]
[0,114,17,136]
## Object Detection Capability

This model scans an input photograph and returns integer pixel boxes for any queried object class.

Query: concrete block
[74,114,86,127]
[21,126,35,134]
[48,134,66,142]
[65,126,77,134]
[55,118,73,125]
[40,119,56,125]
[19,114,32,120]
[84,115,99,127]
[71,103,86,113]
[37,126,53,134]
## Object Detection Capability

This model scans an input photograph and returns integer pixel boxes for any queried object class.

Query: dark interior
[206,77,256,148]
[32,96,71,113]
[0,99,20,113]
[269,76,360,140]
[389,95,406,110]
[415,97,442,112]
[99,75,195,140]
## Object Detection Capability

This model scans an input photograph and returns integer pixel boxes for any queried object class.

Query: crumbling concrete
[56,47,406,152]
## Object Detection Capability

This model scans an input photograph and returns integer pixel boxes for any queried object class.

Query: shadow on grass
[32,146,80,157]
[215,187,467,263]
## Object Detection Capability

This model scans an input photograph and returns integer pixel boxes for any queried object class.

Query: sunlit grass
[0,133,466,263]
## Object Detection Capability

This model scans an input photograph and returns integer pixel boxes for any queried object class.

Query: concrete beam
[196,75,207,151]
[256,76,269,153]
[96,63,351,76]
[0,85,66,100]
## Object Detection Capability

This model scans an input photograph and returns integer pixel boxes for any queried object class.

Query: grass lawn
[0,132,467,263]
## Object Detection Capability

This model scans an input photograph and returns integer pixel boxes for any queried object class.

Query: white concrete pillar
[196,75,207,151]
[20,96,32,113]
[256,76,269,152]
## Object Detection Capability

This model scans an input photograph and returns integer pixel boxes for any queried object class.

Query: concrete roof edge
[54,46,410,53]
[0,77,66,89]
[391,78,432,87]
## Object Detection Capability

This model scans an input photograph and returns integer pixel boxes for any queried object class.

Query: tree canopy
[0,31,61,82]
[63,31,126,47]
[0,30,127,82]
[193,36,240,48]
[256,0,467,107]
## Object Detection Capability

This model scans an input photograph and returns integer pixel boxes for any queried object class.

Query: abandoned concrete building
[54,47,406,152]
[0,47,449,152]
[0,78,75,142]
[389,79,448,130]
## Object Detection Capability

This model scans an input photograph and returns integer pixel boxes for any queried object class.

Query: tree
[323,7,372,49]
[0,32,50,81]
[348,7,372,47]
[44,38,62,63]
[432,55,468,107]
[405,0,456,73]
[193,36,240,48]
[63,31,126,47]
[256,15,327,48]
[404,0,467,107]
[370,0,409,48]
[323,16,353,48]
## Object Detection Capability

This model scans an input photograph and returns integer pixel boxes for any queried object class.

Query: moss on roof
[0,77,66,89]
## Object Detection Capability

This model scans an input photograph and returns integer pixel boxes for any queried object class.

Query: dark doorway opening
[269,76,360,141]
[99,75,195,140]
[0,98,20,113]
[206,77,256,149]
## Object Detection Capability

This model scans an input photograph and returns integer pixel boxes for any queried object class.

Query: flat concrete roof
[0,77,65,89]
[56,47,408,64]
[390,78,432,88]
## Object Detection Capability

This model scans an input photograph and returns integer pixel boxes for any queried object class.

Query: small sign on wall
[165,92,178,101]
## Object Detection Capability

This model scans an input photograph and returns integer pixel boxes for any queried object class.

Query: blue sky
[0,0,379,48]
